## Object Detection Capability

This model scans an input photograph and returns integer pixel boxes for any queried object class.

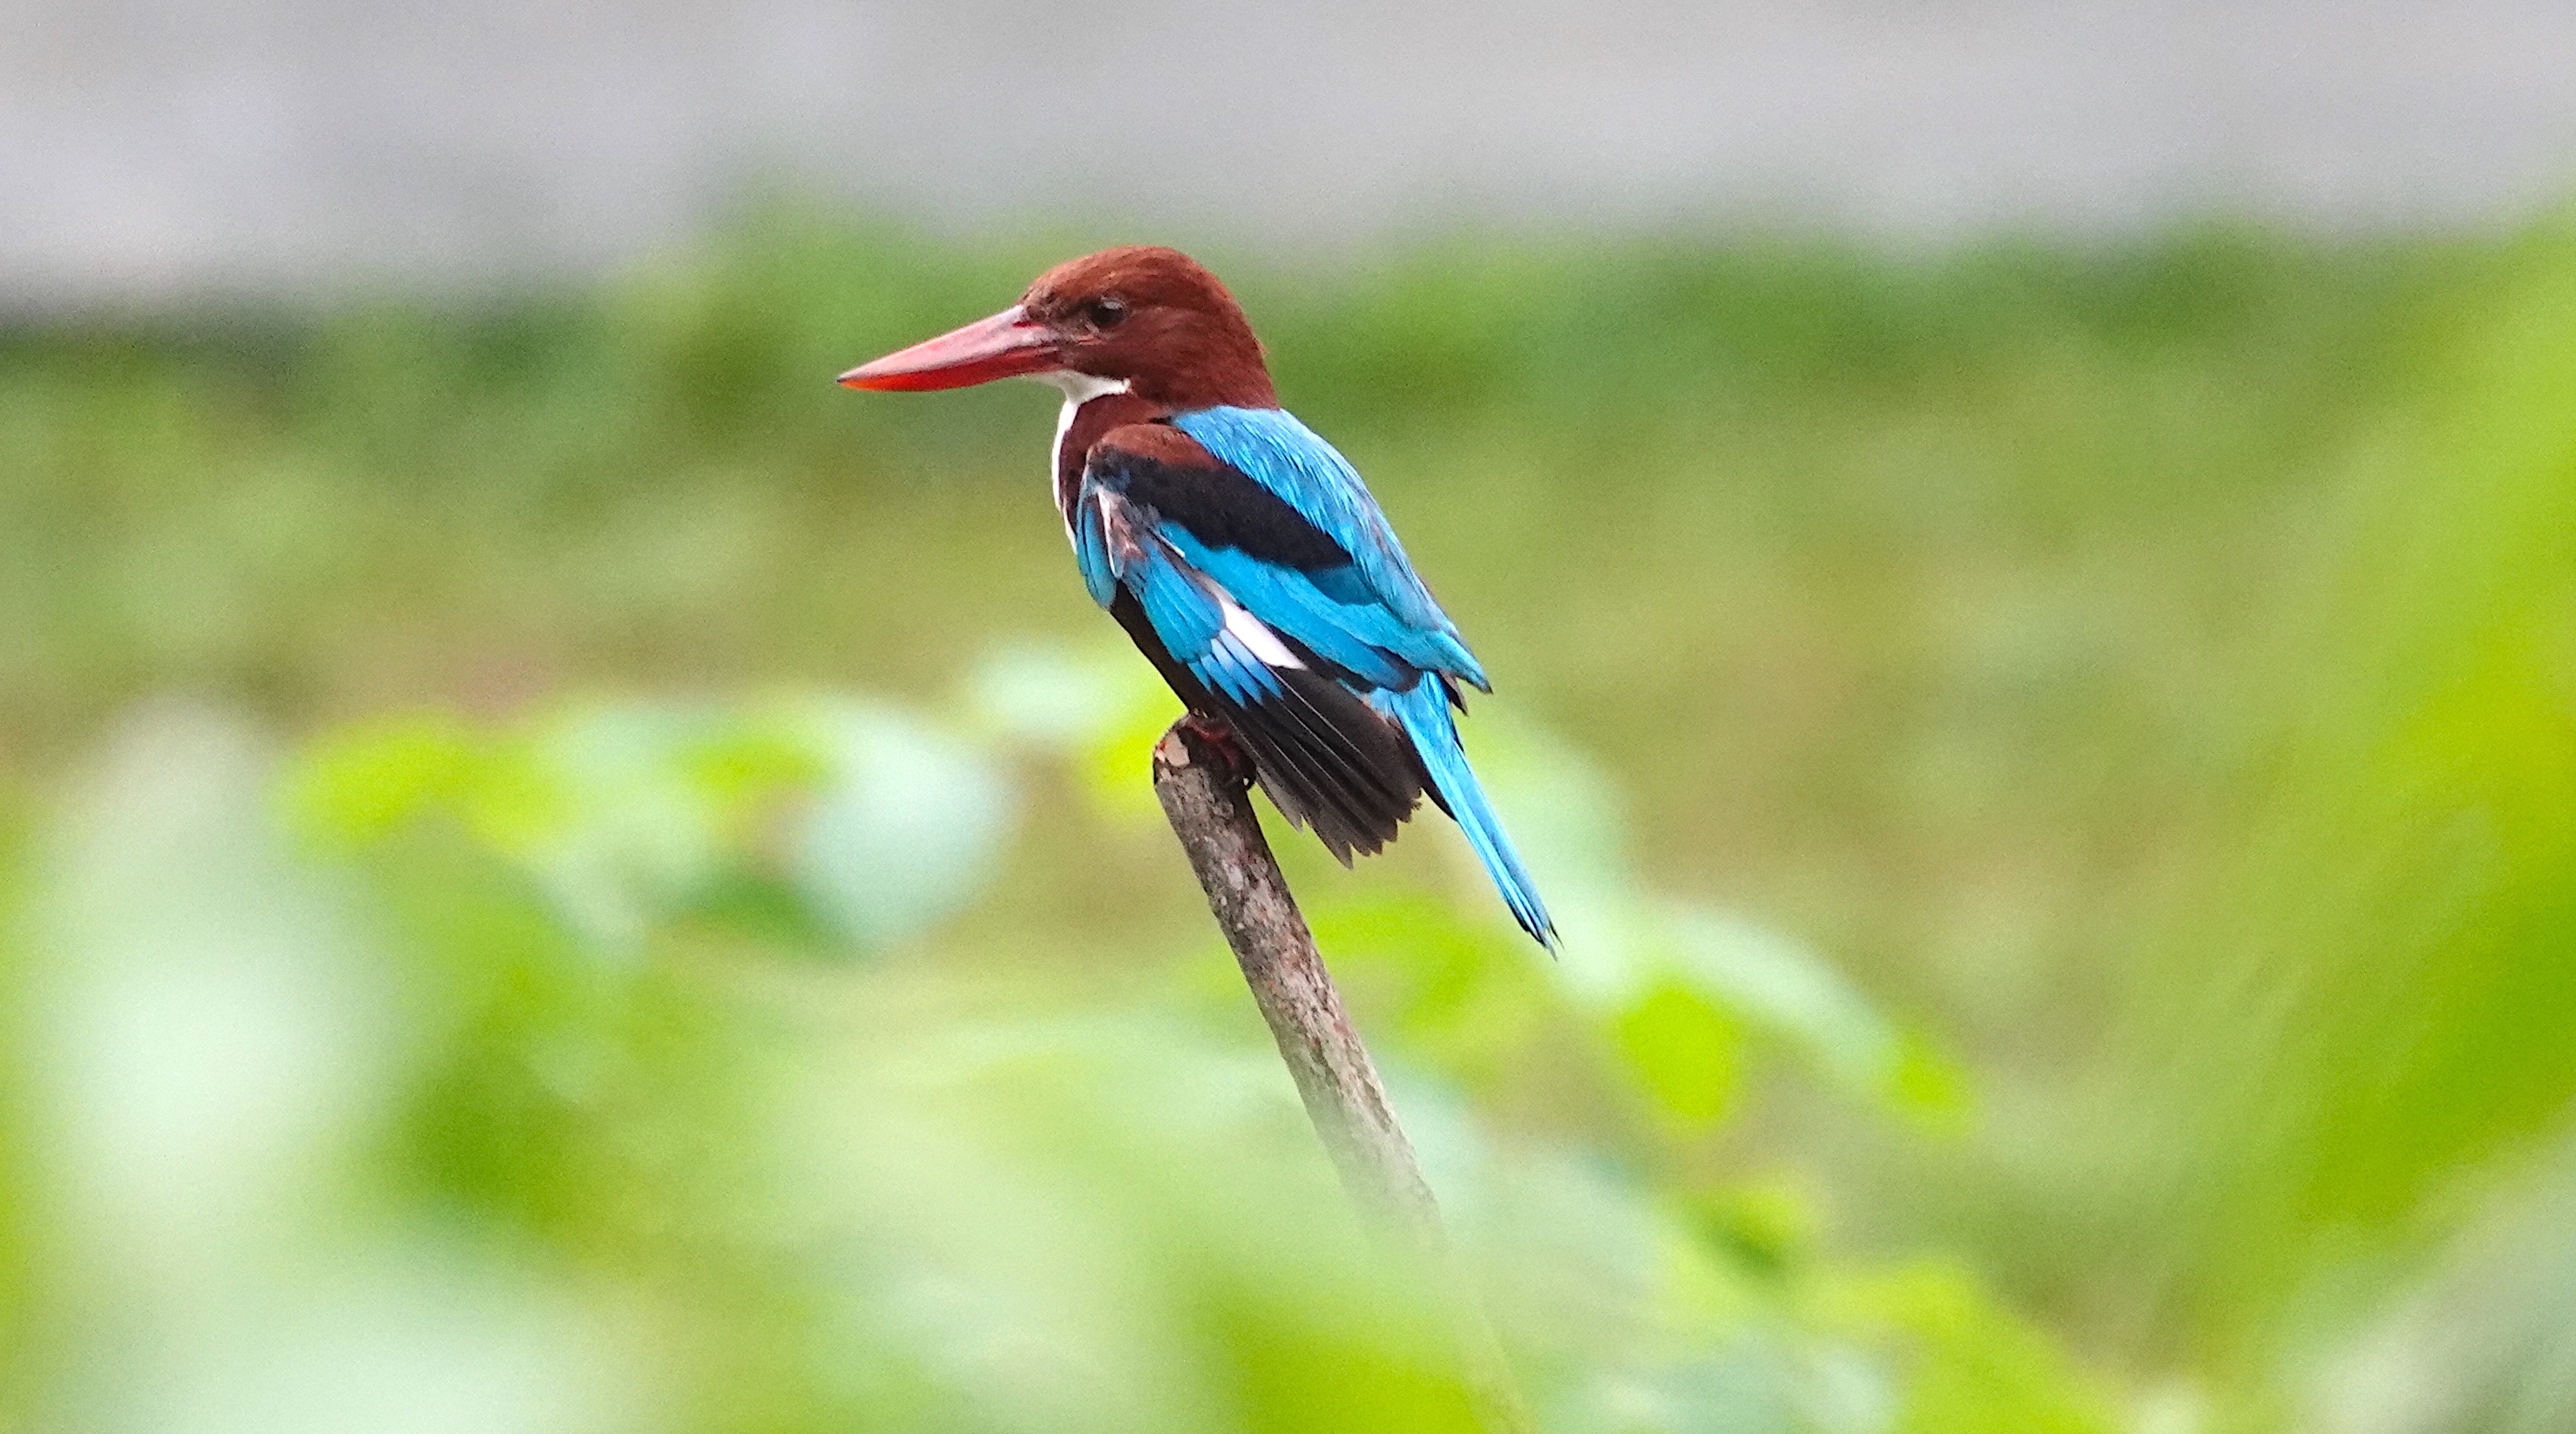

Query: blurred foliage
[3,208,2575,1431]
[5,677,2109,1434]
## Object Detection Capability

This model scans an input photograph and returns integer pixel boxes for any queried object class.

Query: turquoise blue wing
[1074,419,1555,948]
[1169,405,1489,692]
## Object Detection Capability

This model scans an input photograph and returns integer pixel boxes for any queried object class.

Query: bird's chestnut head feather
[839,246,1276,410]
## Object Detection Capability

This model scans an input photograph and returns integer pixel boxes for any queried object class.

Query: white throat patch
[1038,372,1132,540]
[1038,371,1133,404]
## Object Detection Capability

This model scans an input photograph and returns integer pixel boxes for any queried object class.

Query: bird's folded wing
[1075,422,1436,856]
[1167,406,1490,691]
[1078,416,1555,948]
[1081,418,1484,694]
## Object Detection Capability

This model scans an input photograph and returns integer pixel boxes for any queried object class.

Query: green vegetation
[3,212,2572,1431]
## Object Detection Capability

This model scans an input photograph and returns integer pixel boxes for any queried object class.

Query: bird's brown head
[838,246,1276,410]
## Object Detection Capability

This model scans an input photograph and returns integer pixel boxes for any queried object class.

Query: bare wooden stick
[1151,718,1536,1434]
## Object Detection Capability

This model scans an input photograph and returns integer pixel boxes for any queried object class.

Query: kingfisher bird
[839,247,1554,948]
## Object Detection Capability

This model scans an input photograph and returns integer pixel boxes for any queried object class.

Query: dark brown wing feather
[1104,588,1423,860]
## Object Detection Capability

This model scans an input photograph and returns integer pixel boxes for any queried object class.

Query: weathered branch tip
[1149,717,1535,1434]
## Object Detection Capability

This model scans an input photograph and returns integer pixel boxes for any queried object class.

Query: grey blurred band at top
[6,0,2575,308]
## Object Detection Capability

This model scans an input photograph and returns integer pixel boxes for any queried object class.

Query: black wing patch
[1092,427,1354,572]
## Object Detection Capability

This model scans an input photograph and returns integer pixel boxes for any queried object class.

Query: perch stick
[1151,718,1536,1434]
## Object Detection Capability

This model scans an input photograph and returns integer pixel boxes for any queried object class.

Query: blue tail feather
[1374,681,1558,950]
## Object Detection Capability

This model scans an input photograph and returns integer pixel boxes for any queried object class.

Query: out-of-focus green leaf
[1662,908,1886,1079]
[1830,1265,2119,1434]
[1073,697,1187,827]
[1459,713,1948,1131]
[1692,1179,1822,1278]
[1549,1343,1813,1434]
[791,700,1017,950]
[286,696,1018,960]
[674,720,828,824]
[1613,980,1746,1133]
[1302,893,1554,1099]
[1663,905,1964,1123]
[288,713,483,843]
[963,636,1181,826]
[531,702,738,951]
[965,639,1150,749]
[288,713,563,853]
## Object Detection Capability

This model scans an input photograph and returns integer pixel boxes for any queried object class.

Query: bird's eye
[1082,296,1128,330]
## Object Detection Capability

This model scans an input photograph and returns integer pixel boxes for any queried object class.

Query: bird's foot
[1166,712,1256,788]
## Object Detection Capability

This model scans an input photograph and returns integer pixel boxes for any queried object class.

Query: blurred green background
[5,212,2576,1434]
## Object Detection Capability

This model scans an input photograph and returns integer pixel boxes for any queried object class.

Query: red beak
[837,305,1059,391]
